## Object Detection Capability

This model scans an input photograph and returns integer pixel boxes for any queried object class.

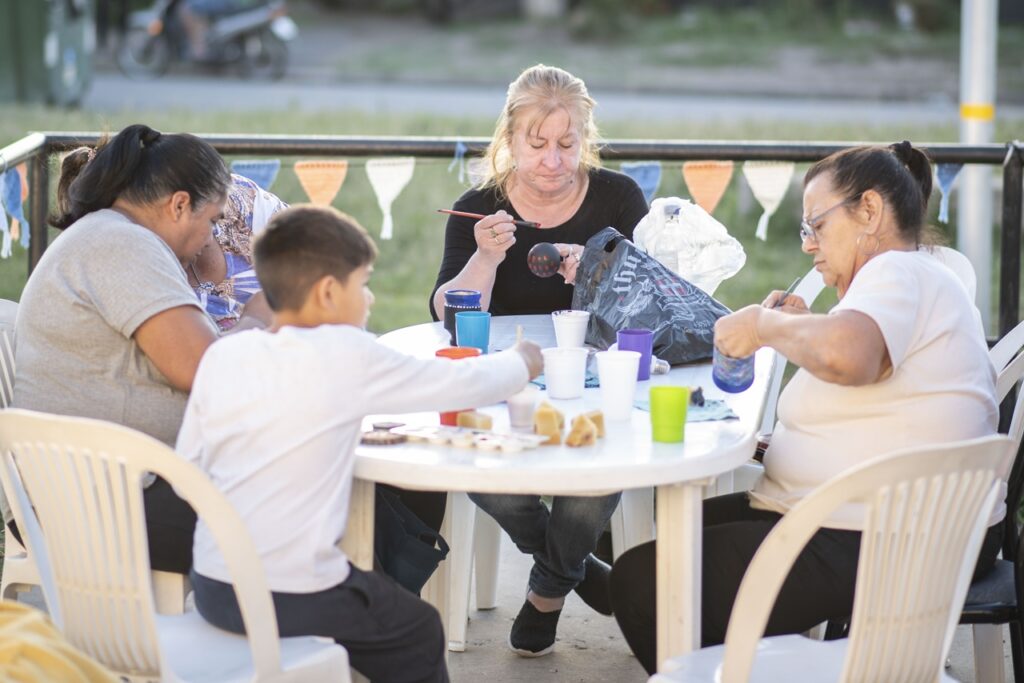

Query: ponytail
[50,124,230,230]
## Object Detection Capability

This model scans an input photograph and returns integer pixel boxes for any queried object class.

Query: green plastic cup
[649,386,690,443]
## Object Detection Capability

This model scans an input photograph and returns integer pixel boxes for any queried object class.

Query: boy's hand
[514,340,543,380]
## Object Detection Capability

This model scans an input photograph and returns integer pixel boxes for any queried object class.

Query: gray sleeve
[70,222,208,339]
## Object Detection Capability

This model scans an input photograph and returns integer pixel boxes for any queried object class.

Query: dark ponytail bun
[49,124,229,230]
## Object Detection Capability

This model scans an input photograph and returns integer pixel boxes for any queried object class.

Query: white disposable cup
[551,310,590,348]
[595,350,641,420]
[541,347,589,400]
[507,385,540,429]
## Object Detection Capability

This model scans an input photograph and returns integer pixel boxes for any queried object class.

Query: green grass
[1,105,1022,334]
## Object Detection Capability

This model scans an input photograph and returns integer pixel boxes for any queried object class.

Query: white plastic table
[341,315,774,670]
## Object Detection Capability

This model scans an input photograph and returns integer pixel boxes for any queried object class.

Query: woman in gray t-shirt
[12,124,231,575]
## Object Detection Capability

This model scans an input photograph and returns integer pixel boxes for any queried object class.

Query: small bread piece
[582,410,605,438]
[534,401,564,445]
[565,414,598,448]
[457,411,493,430]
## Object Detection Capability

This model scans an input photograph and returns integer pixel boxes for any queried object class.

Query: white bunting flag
[742,161,795,241]
[366,157,415,240]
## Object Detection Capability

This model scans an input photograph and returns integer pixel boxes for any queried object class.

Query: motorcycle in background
[116,0,297,79]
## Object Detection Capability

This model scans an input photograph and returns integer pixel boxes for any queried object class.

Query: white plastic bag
[633,197,746,295]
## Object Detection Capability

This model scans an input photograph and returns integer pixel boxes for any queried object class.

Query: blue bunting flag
[230,159,281,191]
[935,163,963,224]
[448,139,468,184]
[620,161,662,205]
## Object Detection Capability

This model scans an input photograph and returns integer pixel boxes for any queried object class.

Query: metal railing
[1,132,1021,335]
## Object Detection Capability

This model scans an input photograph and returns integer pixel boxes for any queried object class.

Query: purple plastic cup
[617,328,654,381]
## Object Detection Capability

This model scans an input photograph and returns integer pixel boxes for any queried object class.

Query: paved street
[84,71,1024,125]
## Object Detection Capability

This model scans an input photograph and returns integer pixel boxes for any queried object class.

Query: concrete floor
[11,531,1013,681]
[445,533,1013,683]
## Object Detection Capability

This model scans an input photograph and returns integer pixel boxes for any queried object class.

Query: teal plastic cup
[455,311,491,353]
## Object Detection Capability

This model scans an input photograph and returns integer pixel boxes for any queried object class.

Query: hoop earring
[856,232,881,256]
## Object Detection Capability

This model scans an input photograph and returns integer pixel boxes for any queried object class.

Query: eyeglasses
[799,195,860,244]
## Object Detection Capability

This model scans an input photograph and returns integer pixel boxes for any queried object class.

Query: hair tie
[140,128,162,148]
[85,147,96,163]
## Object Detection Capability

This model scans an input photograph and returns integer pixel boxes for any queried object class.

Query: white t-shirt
[749,250,999,530]
[176,324,529,593]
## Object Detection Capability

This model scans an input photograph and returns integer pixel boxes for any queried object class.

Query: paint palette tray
[394,425,548,452]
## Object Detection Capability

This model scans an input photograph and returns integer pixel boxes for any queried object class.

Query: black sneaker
[573,554,614,616]
[508,599,560,657]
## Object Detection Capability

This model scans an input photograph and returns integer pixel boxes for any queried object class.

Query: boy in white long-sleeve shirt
[176,205,542,683]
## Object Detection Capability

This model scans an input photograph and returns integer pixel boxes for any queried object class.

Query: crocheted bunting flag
[448,139,468,184]
[682,160,734,215]
[294,160,349,207]
[231,159,281,191]
[620,161,662,205]
[742,161,795,241]
[935,163,963,224]
[366,157,415,240]
[1,165,30,256]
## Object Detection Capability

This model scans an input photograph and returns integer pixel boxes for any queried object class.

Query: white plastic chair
[0,297,188,616]
[0,409,350,683]
[729,267,826,493]
[652,434,1013,682]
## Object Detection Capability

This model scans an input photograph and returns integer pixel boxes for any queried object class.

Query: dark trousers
[191,565,449,683]
[609,492,1002,675]
[6,475,197,575]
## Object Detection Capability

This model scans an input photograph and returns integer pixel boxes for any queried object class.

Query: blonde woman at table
[179,206,542,683]
[429,64,648,658]
[609,141,1003,674]
[430,63,648,316]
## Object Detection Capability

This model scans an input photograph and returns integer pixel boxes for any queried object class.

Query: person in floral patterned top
[187,174,288,331]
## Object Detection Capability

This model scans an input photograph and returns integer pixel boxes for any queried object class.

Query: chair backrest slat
[5,438,164,675]
[720,435,1011,683]
[0,409,291,680]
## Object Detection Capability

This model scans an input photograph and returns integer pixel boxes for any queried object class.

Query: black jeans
[6,475,197,575]
[609,492,1002,675]
[192,565,449,683]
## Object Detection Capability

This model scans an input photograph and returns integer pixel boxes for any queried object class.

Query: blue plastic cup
[456,311,491,354]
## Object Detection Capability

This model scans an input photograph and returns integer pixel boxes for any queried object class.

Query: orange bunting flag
[681,161,734,215]
[294,160,349,207]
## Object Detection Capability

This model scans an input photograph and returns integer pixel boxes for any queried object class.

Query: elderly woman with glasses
[608,141,1002,675]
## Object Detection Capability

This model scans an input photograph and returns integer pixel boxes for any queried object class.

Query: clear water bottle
[652,206,683,274]
[712,346,755,393]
